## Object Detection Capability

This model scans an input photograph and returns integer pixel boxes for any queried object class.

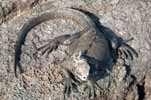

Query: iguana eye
[82,76,87,80]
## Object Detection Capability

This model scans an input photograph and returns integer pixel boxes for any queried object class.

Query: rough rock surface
[0,0,151,100]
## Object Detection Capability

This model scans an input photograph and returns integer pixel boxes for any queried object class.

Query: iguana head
[72,52,90,81]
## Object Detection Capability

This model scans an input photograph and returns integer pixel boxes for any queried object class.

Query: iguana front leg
[81,73,102,100]
[83,79,101,100]
[62,68,80,99]
[117,41,138,60]
[111,37,138,64]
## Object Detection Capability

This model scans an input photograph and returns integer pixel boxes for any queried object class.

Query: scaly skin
[14,7,138,99]
[15,7,95,75]
[14,7,99,99]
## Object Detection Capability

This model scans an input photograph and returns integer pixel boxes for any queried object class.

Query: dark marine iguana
[14,7,138,99]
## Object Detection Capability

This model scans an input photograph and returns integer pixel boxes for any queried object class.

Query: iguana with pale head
[14,7,138,99]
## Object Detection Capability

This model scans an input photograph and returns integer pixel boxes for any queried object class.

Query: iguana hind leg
[37,34,70,55]
[37,32,81,56]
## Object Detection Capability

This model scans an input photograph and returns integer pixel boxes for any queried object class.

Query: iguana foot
[84,80,102,100]
[37,40,59,56]
[111,37,138,62]
[36,33,80,57]
[118,37,138,60]
[64,77,79,99]
[62,69,80,99]
[34,34,71,57]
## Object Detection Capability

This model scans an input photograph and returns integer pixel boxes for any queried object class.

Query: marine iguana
[14,7,138,99]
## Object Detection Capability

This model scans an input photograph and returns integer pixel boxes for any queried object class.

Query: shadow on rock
[71,7,138,80]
